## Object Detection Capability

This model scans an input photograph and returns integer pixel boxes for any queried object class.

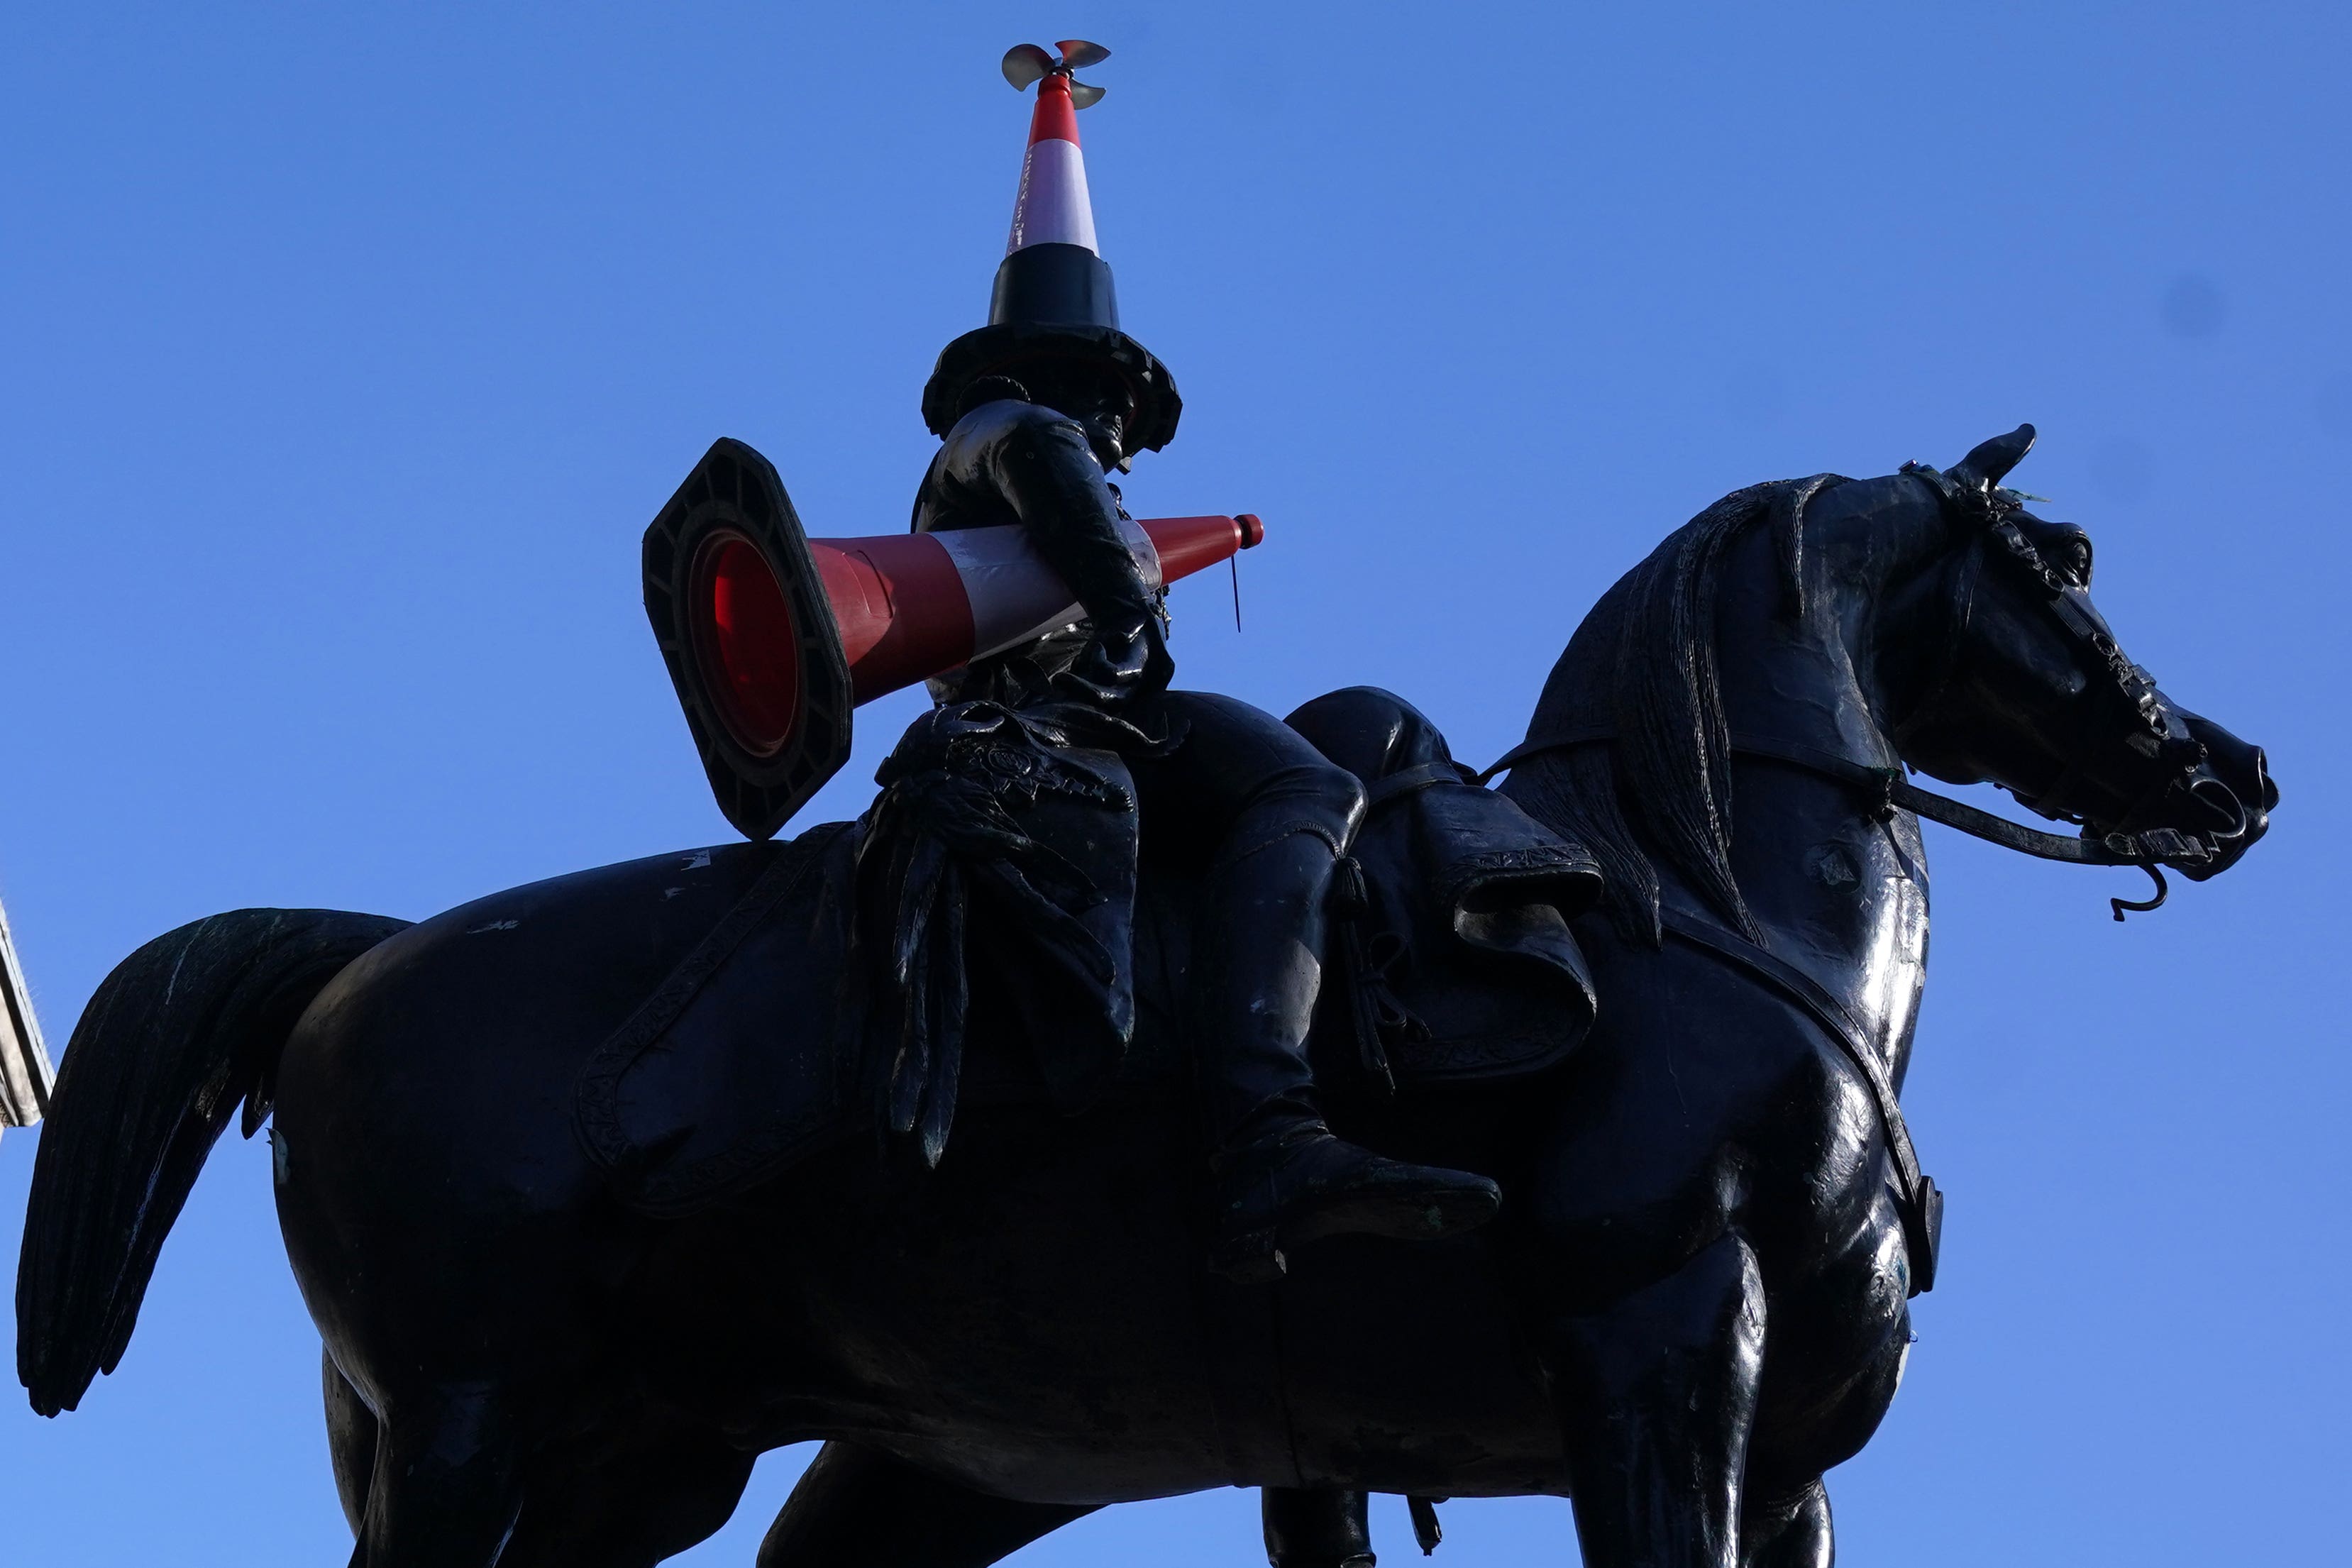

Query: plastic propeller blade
[1056,40,1110,69]
[1002,43,1056,91]
[1068,77,1106,109]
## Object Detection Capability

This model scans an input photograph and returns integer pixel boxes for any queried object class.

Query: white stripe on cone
[935,516,1161,660]
[805,514,1254,707]
[1007,138,1098,254]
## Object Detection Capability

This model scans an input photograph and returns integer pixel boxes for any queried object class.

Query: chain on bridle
[1895,455,2243,910]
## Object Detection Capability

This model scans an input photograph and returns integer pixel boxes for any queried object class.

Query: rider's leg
[1546,1232,1767,1568]
[1134,692,1499,1281]
[758,1440,1096,1568]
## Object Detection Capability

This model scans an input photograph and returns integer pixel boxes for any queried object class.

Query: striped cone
[809,508,1262,707]
[990,42,1116,331]
[921,42,1181,452]
[643,438,1261,840]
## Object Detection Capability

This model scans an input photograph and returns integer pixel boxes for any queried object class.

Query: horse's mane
[1510,475,1843,945]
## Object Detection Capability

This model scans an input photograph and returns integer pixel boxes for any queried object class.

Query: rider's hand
[1056,619,1169,706]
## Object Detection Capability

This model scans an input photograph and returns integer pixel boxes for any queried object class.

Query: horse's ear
[1951,424,2036,491]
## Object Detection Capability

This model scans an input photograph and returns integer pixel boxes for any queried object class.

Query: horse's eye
[2060,536,2093,587]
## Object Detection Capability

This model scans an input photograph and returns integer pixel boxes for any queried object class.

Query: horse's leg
[348,1386,529,1568]
[1737,1481,1831,1568]
[758,1441,1096,1568]
[324,1348,379,1539]
[1262,1488,1374,1568]
[496,1430,756,1568]
[1735,1253,1911,1568]
[1547,1232,1767,1568]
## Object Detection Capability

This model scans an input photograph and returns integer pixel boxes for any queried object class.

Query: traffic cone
[644,438,1260,841]
[920,42,1181,451]
[810,508,1261,707]
[992,42,1114,331]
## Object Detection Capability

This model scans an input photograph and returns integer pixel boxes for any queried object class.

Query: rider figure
[911,354,1499,1280]
[907,45,1496,1279]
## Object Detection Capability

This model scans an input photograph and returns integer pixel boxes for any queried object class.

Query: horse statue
[17,427,2273,1568]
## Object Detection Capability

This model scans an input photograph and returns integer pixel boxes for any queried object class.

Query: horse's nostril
[2255,748,2279,812]
[2187,776,2246,839]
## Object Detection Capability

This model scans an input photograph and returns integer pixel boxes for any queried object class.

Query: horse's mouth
[2095,744,2275,883]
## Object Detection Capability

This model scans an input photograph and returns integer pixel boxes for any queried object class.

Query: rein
[1657,905,1943,1296]
[1461,441,2214,1298]
[1469,729,1959,1292]
[1477,731,2190,920]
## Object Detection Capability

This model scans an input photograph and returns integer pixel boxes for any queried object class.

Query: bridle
[1479,461,2226,922]
[1464,458,2234,1294]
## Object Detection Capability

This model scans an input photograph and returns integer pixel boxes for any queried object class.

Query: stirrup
[1208,1225,1288,1285]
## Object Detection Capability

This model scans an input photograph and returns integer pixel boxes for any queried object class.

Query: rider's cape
[853,696,1163,1165]
[575,689,1601,1216]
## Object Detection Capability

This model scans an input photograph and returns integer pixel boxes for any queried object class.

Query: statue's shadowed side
[18,429,2273,1568]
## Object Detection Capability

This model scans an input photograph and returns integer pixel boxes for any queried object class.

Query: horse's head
[1883,425,2275,880]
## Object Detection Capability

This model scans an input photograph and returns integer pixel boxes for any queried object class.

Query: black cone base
[642,438,854,841]
[989,243,1120,330]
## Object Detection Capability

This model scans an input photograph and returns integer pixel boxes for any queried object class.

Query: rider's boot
[1198,829,1501,1283]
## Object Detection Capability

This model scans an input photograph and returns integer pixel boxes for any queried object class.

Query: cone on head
[922,42,1181,451]
[993,43,1110,326]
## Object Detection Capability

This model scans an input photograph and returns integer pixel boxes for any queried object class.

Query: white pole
[0,889,54,1130]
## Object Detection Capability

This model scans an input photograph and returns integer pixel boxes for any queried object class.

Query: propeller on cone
[1002,40,1109,106]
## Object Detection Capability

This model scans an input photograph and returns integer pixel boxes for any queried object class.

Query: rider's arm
[973,402,1159,642]
[949,400,1169,701]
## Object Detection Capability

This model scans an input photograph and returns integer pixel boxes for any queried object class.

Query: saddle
[1288,688,1601,1090]
[576,688,1602,1217]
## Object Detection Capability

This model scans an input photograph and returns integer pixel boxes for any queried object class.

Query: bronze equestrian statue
[13,41,2278,1568]
[15,417,2274,1567]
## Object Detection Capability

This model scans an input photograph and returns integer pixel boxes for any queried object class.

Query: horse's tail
[16,907,409,1416]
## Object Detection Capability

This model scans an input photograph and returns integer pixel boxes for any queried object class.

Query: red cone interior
[691,531,801,758]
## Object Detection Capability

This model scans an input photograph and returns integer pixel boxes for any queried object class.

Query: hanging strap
[1476,729,2210,871]
[1659,907,1943,1296]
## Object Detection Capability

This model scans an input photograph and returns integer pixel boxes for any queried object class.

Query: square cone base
[642,438,855,841]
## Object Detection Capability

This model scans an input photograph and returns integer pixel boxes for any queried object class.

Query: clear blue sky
[3,3,2345,1562]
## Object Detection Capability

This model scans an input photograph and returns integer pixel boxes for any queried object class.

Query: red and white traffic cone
[990,41,1112,324]
[808,507,1262,706]
[920,42,1181,453]
[1005,43,1101,256]
[643,438,1261,840]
